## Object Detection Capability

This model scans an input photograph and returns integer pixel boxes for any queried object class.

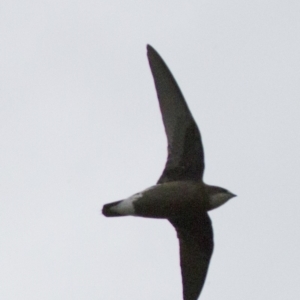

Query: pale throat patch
[209,192,232,210]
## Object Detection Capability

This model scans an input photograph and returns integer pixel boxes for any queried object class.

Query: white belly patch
[110,193,142,215]
[110,185,158,216]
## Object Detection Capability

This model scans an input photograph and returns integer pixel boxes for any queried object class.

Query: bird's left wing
[169,212,214,300]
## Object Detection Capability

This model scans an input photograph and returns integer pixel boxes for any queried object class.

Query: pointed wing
[147,45,205,183]
[169,212,213,300]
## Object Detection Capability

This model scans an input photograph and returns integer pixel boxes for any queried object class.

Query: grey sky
[1,1,300,299]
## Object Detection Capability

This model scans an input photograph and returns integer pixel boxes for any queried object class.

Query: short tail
[102,200,123,217]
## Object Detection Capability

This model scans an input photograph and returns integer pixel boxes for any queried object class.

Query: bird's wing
[169,212,213,300]
[147,45,205,184]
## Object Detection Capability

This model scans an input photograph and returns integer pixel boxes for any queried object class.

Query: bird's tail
[102,200,123,217]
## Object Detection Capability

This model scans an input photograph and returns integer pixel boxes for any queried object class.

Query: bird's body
[102,45,236,300]
[103,181,207,218]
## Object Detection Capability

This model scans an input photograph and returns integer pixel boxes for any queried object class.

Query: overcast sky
[1,1,300,299]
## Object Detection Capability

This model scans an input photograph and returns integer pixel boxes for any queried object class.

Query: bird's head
[205,184,236,210]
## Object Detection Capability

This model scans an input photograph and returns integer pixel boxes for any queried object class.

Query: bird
[102,45,236,300]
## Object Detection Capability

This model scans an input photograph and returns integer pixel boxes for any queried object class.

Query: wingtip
[146,44,157,56]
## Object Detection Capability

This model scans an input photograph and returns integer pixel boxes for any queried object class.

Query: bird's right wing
[169,212,213,300]
[147,45,205,183]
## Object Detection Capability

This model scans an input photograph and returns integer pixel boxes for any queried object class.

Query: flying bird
[102,45,236,300]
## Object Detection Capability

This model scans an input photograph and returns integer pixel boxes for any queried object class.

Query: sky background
[1,1,300,299]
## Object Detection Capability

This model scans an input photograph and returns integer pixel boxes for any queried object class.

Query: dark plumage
[102,45,236,300]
